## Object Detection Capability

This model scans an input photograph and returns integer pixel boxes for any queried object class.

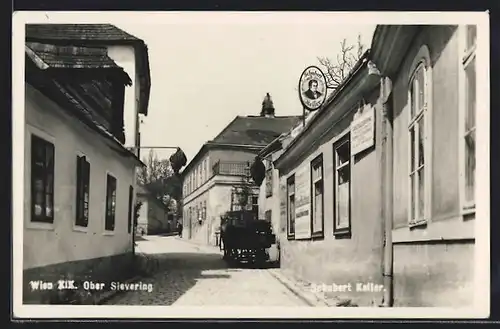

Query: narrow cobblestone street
[105,236,308,306]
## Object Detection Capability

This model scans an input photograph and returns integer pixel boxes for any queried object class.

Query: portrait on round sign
[298,66,327,111]
[304,79,323,100]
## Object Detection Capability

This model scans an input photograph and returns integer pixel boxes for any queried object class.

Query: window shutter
[83,159,90,226]
[76,155,82,223]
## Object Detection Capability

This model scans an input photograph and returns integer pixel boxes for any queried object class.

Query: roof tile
[26,24,139,42]
[26,42,120,70]
[212,115,302,146]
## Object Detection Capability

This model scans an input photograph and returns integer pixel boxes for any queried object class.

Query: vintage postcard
[12,10,490,319]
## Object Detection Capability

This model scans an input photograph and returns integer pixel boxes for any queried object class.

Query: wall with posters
[293,164,311,239]
[275,82,385,306]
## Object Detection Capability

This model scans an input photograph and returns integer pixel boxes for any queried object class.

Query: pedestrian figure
[177,222,183,238]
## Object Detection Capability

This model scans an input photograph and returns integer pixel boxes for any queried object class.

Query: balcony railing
[212,160,251,177]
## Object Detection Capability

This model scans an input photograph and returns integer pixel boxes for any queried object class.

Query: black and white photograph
[12,11,490,319]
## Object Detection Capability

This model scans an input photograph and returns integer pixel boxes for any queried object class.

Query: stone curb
[94,275,143,305]
[267,269,328,307]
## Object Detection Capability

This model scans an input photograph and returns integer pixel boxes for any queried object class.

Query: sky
[112,15,376,163]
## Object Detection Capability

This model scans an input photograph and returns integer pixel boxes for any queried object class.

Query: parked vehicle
[220,210,276,265]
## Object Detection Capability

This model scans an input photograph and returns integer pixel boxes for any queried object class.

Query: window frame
[104,173,117,232]
[310,153,324,239]
[286,174,296,240]
[407,44,433,228]
[251,194,259,214]
[75,154,90,229]
[30,133,55,224]
[458,24,477,215]
[333,134,352,236]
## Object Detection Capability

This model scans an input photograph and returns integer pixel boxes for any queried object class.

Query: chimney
[260,93,275,118]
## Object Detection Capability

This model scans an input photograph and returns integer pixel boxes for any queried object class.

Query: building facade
[181,144,261,245]
[370,24,477,307]
[267,24,478,307]
[180,94,301,246]
[274,52,384,307]
[22,24,151,304]
[136,184,170,235]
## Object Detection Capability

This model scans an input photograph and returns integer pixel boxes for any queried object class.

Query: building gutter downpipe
[381,76,394,307]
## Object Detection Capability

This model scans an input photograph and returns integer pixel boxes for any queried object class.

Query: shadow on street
[106,236,281,305]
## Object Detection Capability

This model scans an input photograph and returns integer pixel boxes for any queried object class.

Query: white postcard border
[12,10,491,319]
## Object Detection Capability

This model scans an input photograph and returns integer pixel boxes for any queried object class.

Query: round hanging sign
[298,66,327,111]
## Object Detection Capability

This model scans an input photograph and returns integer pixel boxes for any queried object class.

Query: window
[75,155,90,227]
[408,57,429,226]
[251,195,259,214]
[311,154,324,238]
[287,175,296,239]
[265,210,272,222]
[265,160,273,198]
[201,162,205,184]
[105,174,117,231]
[197,166,201,187]
[461,24,476,211]
[203,200,207,220]
[334,136,351,234]
[127,186,134,234]
[31,135,55,223]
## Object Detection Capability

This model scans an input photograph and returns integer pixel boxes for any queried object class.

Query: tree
[317,34,366,90]
[137,149,180,213]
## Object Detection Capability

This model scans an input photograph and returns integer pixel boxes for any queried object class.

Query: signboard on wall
[294,164,311,239]
[351,105,375,155]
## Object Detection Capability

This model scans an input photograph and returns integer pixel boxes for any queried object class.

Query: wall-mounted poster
[279,179,287,233]
[294,164,311,239]
[351,105,375,155]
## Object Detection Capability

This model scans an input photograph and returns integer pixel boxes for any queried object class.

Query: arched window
[408,45,431,226]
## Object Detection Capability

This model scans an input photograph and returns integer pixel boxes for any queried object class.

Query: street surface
[105,235,307,306]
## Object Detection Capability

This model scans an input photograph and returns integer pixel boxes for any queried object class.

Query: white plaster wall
[258,149,284,235]
[24,84,137,270]
[257,150,284,261]
[106,45,138,150]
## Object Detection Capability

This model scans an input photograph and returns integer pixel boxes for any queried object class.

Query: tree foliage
[137,149,181,213]
[317,34,366,90]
